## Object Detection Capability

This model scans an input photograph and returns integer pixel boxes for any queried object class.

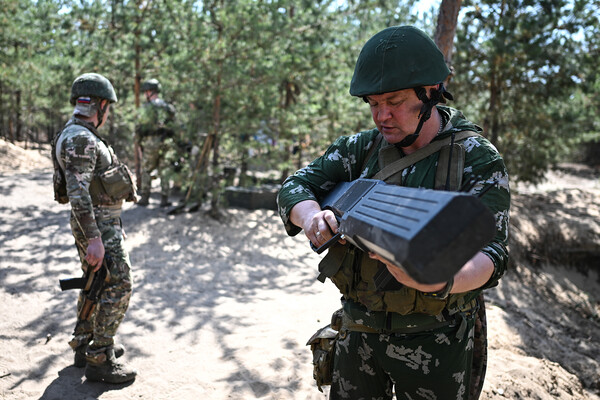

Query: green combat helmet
[141,79,161,93]
[350,26,453,147]
[70,73,118,105]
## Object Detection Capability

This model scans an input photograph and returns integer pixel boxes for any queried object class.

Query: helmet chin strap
[95,101,110,129]
[396,83,453,148]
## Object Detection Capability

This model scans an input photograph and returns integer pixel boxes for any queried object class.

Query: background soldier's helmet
[141,79,161,93]
[70,73,118,105]
[350,26,450,97]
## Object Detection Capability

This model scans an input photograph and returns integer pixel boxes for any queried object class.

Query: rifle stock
[59,276,89,291]
[317,179,496,286]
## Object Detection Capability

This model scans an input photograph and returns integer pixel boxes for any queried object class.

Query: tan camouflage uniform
[58,117,133,351]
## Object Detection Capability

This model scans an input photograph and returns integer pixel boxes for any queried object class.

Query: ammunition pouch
[306,309,343,392]
[317,242,351,283]
[94,203,123,221]
[52,167,69,204]
[89,163,137,204]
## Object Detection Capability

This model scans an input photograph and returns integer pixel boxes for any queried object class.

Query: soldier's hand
[290,200,345,248]
[85,237,105,272]
[307,209,345,247]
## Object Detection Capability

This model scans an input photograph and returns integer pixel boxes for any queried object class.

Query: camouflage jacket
[57,117,118,239]
[136,98,176,139]
[277,106,510,292]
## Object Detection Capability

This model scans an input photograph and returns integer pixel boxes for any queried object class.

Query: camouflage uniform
[136,97,176,203]
[277,106,510,399]
[58,118,133,351]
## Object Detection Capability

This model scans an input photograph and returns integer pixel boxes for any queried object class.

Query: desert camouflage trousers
[330,314,476,400]
[70,213,133,349]
[140,135,171,198]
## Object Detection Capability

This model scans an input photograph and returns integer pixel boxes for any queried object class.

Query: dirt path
[1,141,599,400]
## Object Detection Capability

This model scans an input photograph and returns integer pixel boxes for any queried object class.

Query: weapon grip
[80,258,110,321]
[310,232,342,254]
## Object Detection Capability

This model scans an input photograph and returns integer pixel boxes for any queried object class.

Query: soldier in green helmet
[277,26,510,399]
[52,73,137,384]
[135,78,177,207]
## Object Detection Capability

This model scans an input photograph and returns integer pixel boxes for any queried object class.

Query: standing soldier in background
[51,73,137,383]
[135,78,176,207]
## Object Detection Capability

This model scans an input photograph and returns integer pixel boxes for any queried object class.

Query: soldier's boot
[84,346,137,384]
[74,343,125,368]
[159,195,171,207]
[137,194,150,206]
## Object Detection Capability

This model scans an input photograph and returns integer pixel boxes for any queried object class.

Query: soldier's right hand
[308,209,341,247]
[85,237,105,272]
[290,200,345,248]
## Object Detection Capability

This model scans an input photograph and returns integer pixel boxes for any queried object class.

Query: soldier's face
[365,89,424,145]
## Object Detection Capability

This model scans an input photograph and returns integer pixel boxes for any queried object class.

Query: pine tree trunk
[434,0,462,83]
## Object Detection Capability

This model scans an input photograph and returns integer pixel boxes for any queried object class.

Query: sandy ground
[1,138,599,400]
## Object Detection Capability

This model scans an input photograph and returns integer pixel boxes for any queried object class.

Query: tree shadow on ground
[117,201,320,395]
[1,172,324,398]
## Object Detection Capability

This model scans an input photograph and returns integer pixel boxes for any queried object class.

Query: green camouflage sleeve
[277,130,379,236]
[62,131,101,239]
[461,136,510,289]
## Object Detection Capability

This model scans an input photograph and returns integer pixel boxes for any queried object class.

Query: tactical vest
[138,98,176,140]
[52,119,137,205]
[322,131,481,316]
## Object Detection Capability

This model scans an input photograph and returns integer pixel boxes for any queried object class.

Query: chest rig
[322,131,481,316]
[52,120,137,206]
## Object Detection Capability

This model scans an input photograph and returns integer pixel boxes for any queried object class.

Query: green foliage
[1,0,598,192]
[453,0,600,183]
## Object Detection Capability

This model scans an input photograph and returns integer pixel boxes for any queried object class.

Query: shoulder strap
[435,142,466,191]
[373,131,482,181]
[360,132,383,175]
